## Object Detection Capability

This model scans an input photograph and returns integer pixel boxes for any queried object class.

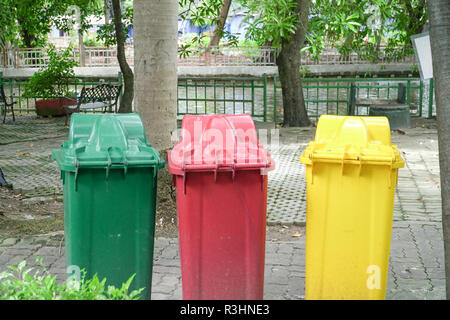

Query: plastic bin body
[168,114,273,300]
[300,115,404,300]
[52,113,164,300]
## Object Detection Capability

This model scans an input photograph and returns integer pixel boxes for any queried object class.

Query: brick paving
[0,115,446,299]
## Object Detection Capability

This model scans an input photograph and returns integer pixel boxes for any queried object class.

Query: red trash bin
[168,114,274,300]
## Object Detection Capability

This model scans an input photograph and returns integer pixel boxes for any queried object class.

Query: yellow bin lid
[300,115,404,168]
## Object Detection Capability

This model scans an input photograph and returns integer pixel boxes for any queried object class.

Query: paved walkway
[0,116,64,203]
[0,222,444,300]
[0,116,445,299]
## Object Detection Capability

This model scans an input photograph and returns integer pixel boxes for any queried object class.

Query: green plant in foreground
[0,258,144,300]
[22,45,78,101]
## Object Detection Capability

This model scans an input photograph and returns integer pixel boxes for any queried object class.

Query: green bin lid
[52,113,165,172]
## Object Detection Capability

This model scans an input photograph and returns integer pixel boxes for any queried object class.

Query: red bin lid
[168,114,274,175]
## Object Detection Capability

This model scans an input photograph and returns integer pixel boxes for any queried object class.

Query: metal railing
[1,48,51,68]
[0,47,134,68]
[77,46,134,67]
[1,73,434,122]
[0,72,123,114]
[1,45,417,68]
[177,76,433,122]
[274,77,434,123]
[178,46,276,66]
[301,46,416,65]
[177,77,268,120]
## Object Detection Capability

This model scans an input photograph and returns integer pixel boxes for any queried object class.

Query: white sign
[411,32,433,80]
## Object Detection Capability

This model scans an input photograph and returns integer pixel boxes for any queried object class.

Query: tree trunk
[104,0,111,24]
[276,0,311,127]
[112,0,134,113]
[209,0,232,48]
[16,3,36,48]
[78,31,86,67]
[342,32,354,62]
[133,0,178,150]
[17,18,36,48]
[375,0,392,60]
[104,0,111,66]
[21,28,36,48]
[404,0,427,35]
[426,0,450,299]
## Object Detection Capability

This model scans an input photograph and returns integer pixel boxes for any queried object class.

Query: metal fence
[1,46,270,68]
[1,47,134,68]
[0,72,123,114]
[77,47,134,67]
[2,48,50,68]
[177,76,433,122]
[1,73,434,122]
[177,77,268,121]
[301,46,416,65]
[178,46,276,66]
[2,45,417,68]
[273,77,434,123]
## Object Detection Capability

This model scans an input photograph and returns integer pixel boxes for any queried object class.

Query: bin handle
[73,146,86,192]
[105,146,128,179]
[340,144,350,175]
[74,163,79,192]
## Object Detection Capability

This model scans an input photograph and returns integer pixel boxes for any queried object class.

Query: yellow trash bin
[300,115,404,300]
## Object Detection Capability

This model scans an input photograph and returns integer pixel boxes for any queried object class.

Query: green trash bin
[52,113,164,299]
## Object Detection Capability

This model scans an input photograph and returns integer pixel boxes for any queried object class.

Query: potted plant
[23,45,78,117]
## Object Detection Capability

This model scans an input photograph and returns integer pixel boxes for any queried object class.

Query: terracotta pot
[35,98,77,117]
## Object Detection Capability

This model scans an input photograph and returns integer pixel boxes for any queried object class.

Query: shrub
[0,259,144,300]
[22,45,78,100]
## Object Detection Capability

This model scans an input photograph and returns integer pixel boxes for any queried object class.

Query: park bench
[64,83,122,125]
[1,84,17,124]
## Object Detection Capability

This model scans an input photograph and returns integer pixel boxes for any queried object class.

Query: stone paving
[0,115,446,299]
[0,116,65,203]
[0,222,444,300]
[267,143,308,225]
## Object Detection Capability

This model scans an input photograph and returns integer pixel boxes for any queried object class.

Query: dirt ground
[0,166,179,238]
[409,116,438,129]
[0,169,305,240]
[0,188,63,237]
[0,116,437,239]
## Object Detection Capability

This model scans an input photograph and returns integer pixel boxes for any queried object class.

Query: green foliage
[180,0,223,26]
[235,0,427,62]
[305,0,427,62]
[237,39,260,47]
[180,31,212,47]
[0,0,15,47]
[2,0,428,64]
[23,45,78,100]
[410,63,419,73]
[0,258,143,300]
[83,32,104,47]
[0,0,103,48]
[299,65,310,77]
[178,0,239,58]
[53,0,104,34]
[97,5,133,47]
[240,0,299,48]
